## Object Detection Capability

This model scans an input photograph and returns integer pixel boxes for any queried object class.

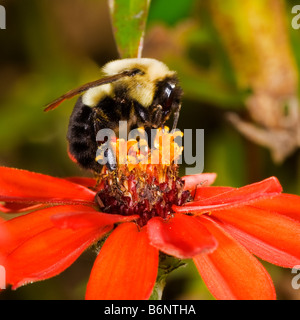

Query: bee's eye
[162,82,176,111]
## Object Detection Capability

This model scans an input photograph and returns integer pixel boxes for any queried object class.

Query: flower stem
[149,253,186,300]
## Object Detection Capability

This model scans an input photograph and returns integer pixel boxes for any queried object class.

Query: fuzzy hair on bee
[45,58,183,173]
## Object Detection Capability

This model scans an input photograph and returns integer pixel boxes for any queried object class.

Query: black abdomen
[67,96,134,173]
[67,97,101,172]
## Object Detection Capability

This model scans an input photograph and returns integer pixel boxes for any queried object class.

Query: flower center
[94,128,192,226]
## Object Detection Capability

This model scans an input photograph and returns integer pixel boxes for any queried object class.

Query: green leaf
[148,0,195,26]
[108,0,151,58]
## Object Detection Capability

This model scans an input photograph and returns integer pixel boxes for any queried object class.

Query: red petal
[0,202,46,213]
[52,211,138,230]
[194,216,276,300]
[0,218,10,266]
[212,205,300,268]
[173,177,282,213]
[193,186,234,201]
[147,214,217,259]
[86,222,159,300]
[182,173,217,191]
[0,167,95,205]
[65,177,97,188]
[1,205,111,288]
[1,205,99,253]
[254,193,300,222]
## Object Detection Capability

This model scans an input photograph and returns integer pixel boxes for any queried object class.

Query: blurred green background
[0,0,300,299]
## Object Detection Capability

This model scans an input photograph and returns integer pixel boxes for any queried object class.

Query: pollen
[95,127,191,226]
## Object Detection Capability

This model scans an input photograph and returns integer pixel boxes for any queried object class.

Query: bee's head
[103,58,179,102]
[151,77,182,127]
[103,58,182,127]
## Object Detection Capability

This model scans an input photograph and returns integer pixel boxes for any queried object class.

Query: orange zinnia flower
[0,132,300,300]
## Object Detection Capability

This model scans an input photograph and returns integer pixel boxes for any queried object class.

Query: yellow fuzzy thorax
[82,58,176,107]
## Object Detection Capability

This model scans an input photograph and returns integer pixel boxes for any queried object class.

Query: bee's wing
[44,71,130,112]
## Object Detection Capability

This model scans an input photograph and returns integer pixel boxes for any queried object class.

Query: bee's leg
[104,144,117,171]
[143,126,153,149]
[152,104,163,128]
[96,139,117,171]
[172,103,181,131]
[134,102,148,123]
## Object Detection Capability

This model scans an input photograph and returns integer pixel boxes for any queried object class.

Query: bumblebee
[45,58,183,172]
